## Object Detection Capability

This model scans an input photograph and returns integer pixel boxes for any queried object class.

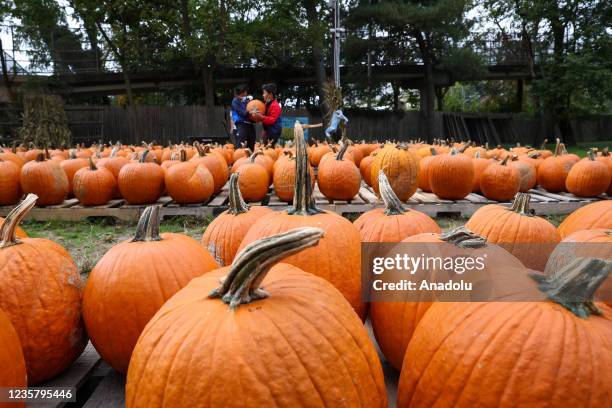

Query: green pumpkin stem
[530,258,611,318]
[510,192,533,216]
[439,226,487,248]
[139,149,150,163]
[288,122,322,215]
[209,227,324,309]
[0,194,38,248]
[227,173,249,215]
[131,205,162,242]
[378,170,405,215]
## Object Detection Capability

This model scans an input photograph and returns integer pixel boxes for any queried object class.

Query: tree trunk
[0,39,16,104]
[303,0,328,119]
[392,83,400,111]
[179,0,192,39]
[514,79,523,112]
[415,31,435,142]
[203,66,216,136]
[122,70,135,107]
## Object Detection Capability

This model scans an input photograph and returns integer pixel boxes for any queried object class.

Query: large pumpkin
[83,206,218,374]
[397,257,612,408]
[0,307,26,407]
[317,143,361,201]
[358,170,440,242]
[466,192,560,270]
[202,173,273,266]
[164,150,214,204]
[537,140,574,193]
[359,151,377,187]
[557,200,612,238]
[595,147,612,195]
[118,150,165,205]
[0,157,22,205]
[0,194,87,384]
[73,158,116,206]
[429,149,474,199]
[371,143,419,201]
[565,150,610,197]
[235,152,269,202]
[20,153,69,206]
[479,156,521,201]
[126,228,387,408]
[238,123,365,317]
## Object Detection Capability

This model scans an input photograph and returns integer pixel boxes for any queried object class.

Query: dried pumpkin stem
[88,157,97,171]
[132,205,162,242]
[378,170,405,215]
[227,173,249,215]
[336,143,349,160]
[249,151,261,163]
[209,227,324,309]
[439,226,487,248]
[288,122,322,215]
[0,194,38,248]
[587,150,595,161]
[530,258,611,318]
[139,149,150,163]
[510,192,533,216]
[180,150,187,162]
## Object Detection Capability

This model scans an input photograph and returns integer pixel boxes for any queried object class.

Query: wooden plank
[313,184,331,204]
[464,193,495,204]
[529,189,578,202]
[208,192,229,206]
[358,186,379,204]
[412,191,453,204]
[156,196,173,206]
[525,192,557,203]
[46,198,80,209]
[82,371,125,408]
[31,343,101,408]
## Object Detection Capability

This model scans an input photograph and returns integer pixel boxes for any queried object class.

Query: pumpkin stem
[540,139,548,150]
[336,142,349,160]
[379,170,405,215]
[602,147,609,157]
[88,157,97,171]
[439,226,487,248]
[131,205,162,242]
[430,147,437,156]
[510,192,534,216]
[35,152,45,162]
[180,149,187,162]
[139,149,150,163]
[449,148,459,156]
[0,194,38,248]
[530,258,611,318]
[500,155,510,165]
[288,122,322,216]
[249,151,261,163]
[208,227,324,309]
[587,149,595,161]
[227,173,249,215]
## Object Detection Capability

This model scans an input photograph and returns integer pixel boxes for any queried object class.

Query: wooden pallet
[1,184,609,221]
[34,325,399,407]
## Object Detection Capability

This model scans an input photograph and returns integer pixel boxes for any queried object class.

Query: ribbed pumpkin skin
[126,265,387,408]
[416,155,435,192]
[359,210,440,242]
[165,162,214,204]
[83,233,218,374]
[566,157,610,197]
[97,156,130,198]
[0,159,22,205]
[428,153,474,199]
[201,206,274,266]
[73,165,116,206]
[510,160,537,192]
[118,162,164,204]
[0,308,26,407]
[471,156,493,193]
[397,301,612,408]
[0,238,87,384]
[0,149,25,168]
[309,143,332,167]
[318,157,361,200]
[60,157,88,195]
[466,204,560,271]
[537,156,573,192]
[557,200,612,238]
[237,163,269,202]
[479,161,521,201]
[359,154,375,187]
[353,208,385,232]
[371,146,419,201]
[272,158,314,203]
[192,151,228,194]
[239,212,365,318]
[20,160,69,206]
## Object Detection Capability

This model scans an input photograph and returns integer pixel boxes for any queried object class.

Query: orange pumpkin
[126,228,387,408]
[0,158,22,205]
[60,150,88,196]
[537,140,574,192]
[0,308,26,406]
[317,143,361,201]
[0,146,25,168]
[83,206,218,374]
[510,155,537,192]
[466,192,560,270]
[191,143,228,194]
[97,147,130,199]
[118,150,165,205]
[20,153,69,206]
[371,144,419,201]
[565,150,610,197]
[0,194,87,384]
[236,152,269,202]
[479,156,521,201]
[397,258,612,408]
[359,152,377,187]
[272,151,314,203]
[595,147,612,195]
[471,151,493,193]
[238,123,365,317]
[201,173,274,266]
[429,149,474,199]
[246,99,266,122]
[164,150,214,204]
[309,141,333,167]
[557,200,612,238]
[73,158,116,206]
[416,148,437,192]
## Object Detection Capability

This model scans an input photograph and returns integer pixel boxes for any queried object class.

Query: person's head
[235,84,248,98]
[262,83,277,102]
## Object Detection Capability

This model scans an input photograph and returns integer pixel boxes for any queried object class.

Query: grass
[541,141,611,157]
[21,212,567,277]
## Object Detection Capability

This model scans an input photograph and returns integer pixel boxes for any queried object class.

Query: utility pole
[330,0,344,88]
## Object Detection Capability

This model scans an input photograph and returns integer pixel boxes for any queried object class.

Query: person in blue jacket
[230,84,255,150]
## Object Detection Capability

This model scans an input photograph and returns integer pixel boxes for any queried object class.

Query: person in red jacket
[250,83,282,146]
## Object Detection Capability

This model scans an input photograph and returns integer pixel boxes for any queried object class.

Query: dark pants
[235,122,256,151]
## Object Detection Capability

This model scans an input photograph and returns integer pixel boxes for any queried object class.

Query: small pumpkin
[73,158,116,206]
[0,157,22,205]
[272,151,314,203]
[565,150,610,197]
[118,150,165,205]
[510,155,537,192]
[416,148,437,192]
[317,143,361,201]
[83,206,218,374]
[0,146,25,168]
[191,143,229,194]
[126,228,387,408]
[97,147,130,199]
[557,200,612,238]
[471,151,493,193]
[20,153,69,206]
[428,148,474,199]
[60,149,89,196]
[165,150,215,204]
[309,141,333,167]
[359,151,377,187]
[371,143,419,201]
[537,140,574,193]
[479,156,521,201]
[236,152,269,202]
[0,194,87,384]
[0,307,26,405]
[466,192,560,271]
